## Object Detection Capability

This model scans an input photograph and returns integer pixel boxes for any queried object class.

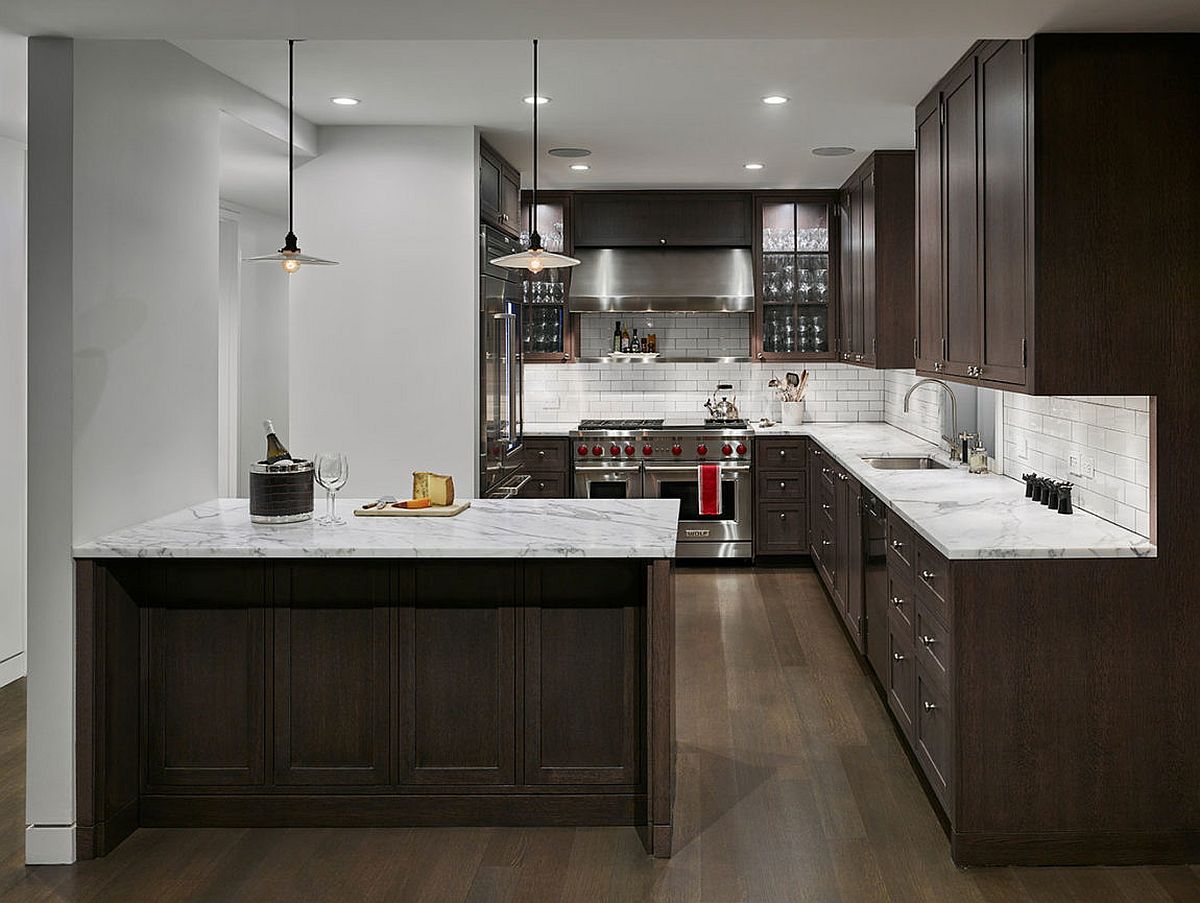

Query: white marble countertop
[524,422,578,437]
[755,422,1156,560]
[74,498,682,560]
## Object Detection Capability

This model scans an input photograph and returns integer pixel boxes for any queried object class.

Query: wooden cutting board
[354,501,472,518]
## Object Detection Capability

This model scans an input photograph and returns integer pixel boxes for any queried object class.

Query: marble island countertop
[755,422,1156,560]
[74,498,682,560]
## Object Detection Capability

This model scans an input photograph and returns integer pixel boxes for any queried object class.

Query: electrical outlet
[1081,456,1095,479]
[1069,455,1082,476]
[544,395,561,410]
[1016,438,1029,461]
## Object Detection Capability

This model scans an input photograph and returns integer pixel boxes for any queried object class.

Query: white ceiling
[220,112,317,217]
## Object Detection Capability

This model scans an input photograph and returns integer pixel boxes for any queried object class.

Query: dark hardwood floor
[3,567,1199,901]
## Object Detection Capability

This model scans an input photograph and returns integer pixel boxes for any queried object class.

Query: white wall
[26,37,309,864]
[234,205,290,495]
[0,135,26,688]
[288,126,478,497]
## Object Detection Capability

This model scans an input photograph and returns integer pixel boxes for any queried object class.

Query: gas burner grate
[704,418,749,429]
[577,419,665,430]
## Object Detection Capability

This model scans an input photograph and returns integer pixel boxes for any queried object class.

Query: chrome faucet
[903,378,961,462]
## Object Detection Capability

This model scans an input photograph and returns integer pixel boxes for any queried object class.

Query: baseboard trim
[0,652,25,688]
[951,829,1200,866]
[25,825,75,864]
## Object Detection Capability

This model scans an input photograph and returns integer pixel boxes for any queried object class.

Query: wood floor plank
[3,565,1199,902]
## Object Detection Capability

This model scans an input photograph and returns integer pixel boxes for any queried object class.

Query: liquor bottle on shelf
[621,323,631,353]
[612,321,622,354]
[631,328,639,353]
[262,420,293,465]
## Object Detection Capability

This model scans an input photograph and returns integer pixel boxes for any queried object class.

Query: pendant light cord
[288,39,295,237]
[531,38,538,248]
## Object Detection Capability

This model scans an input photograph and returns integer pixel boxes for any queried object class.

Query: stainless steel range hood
[568,247,755,313]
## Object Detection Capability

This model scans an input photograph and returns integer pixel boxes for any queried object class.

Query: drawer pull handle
[780,482,786,490]
[821,503,831,511]
[822,467,831,475]
[890,596,904,608]
[920,635,936,647]
[921,570,936,580]
[814,449,822,456]
[891,539,904,549]
[779,513,787,520]
[893,652,906,662]
[923,701,937,713]
[822,540,832,547]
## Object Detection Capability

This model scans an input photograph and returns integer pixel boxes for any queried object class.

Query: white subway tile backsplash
[579,312,750,358]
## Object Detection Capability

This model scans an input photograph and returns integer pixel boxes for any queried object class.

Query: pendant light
[490,39,580,273]
[245,39,339,275]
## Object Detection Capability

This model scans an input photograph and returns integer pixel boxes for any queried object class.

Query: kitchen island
[73,498,680,860]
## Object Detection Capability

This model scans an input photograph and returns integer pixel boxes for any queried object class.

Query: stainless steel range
[571,419,754,559]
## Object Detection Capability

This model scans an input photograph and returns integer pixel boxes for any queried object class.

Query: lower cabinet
[520,438,572,498]
[755,438,808,556]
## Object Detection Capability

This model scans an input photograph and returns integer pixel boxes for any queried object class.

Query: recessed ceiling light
[762,95,789,105]
[548,147,591,158]
[330,96,360,106]
[812,146,856,157]
[744,162,765,171]
[570,163,590,171]
[523,95,551,105]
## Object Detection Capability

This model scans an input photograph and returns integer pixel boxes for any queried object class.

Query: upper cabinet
[480,139,522,238]
[838,152,916,369]
[915,34,1198,395]
[520,191,578,364]
[752,193,839,362]
[572,192,752,248]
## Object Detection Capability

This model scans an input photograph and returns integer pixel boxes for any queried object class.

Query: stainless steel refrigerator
[479,225,528,498]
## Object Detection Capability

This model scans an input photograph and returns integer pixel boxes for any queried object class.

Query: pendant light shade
[245,39,339,274]
[490,39,580,273]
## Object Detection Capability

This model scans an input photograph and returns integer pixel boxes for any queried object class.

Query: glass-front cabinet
[753,194,839,362]
[519,191,578,363]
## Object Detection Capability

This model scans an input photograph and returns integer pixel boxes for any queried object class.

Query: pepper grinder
[1045,481,1060,509]
[1057,483,1074,515]
[1023,472,1037,498]
[1031,477,1044,503]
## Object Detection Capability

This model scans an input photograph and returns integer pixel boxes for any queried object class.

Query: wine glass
[314,452,349,526]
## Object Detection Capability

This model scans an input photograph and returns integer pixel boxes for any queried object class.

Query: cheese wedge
[395,498,432,509]
[412,472,455,506]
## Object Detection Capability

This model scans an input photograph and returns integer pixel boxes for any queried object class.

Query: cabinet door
[399,563,517,785]
[843,478,865,653]
[146,564,266,787]
[574,192,751,247]
[500,168,522,236]
[479,150,501,225]
[524,563,641,785]
[915,95,945,373]
[272,564,392,786]
[860,171,877,365]
[838,188,856,361]
[978,39,1029,387]
[943,55,982,379]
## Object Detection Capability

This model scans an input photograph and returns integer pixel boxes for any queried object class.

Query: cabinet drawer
[519,473,569,499]
[760,439,807,468]
[758,503,806,554]
[886,566,915,639]
[915,667,953,813]
[758,470,806,501]
[886,516,915,576]
[914,600,951,692]
[914,538,953,624]
[886,626,916,739]
[814,477,836,526]
[524,439,570,472]
[810,515,836,580]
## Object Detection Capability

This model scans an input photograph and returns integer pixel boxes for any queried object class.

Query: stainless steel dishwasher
[861,491,889,683]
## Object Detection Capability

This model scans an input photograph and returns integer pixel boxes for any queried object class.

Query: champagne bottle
[262,419,293,465]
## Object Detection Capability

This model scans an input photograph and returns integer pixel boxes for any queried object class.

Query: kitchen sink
[860,456,949,470]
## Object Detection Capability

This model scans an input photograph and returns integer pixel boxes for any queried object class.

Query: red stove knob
[671,444,683,456]
[736,443,747,455]
[577,444,589,456]
[643,445,654,456]
[609,445,621,457]
[722,443,733,456]
[624,445,635,456]
[697,444,708,456]
[591,445,603,456]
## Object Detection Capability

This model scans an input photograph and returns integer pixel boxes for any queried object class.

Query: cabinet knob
[855,354,863,362]
[921,569,936,581]
[779,513,787,520]
[822,540,832,547]
[757,352,765,361]
[537,450,546,459]
[779,482,787,490]
[561,353,569,362]
[659,238,667,245]
[814,449,822,456]
[822,467,831,475]
[923,701,937,712]
[920,635,936,647]
[821,503,831,511]
[537,481,546,490]
[890,596,904,608]
[891,539,903,549]
[893,652,906,662]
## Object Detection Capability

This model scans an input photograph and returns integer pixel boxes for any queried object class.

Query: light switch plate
[1081,457,1096,479]
[1069,455,1082,476]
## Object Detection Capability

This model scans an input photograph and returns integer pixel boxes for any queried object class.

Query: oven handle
[644,464,751,475]
[574,465,643,475]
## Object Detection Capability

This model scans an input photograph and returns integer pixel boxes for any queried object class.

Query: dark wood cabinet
[273,563,392,786]
[572,191,752,248]
[838,152,916,369]
[914,34,1198,394]
[399,563,517,785]
[833,471,864,652]
[480,139,522,238]
[752,193,839,362]
[755,437,808,557]
[518,437,572,498]
[520,192,579,364]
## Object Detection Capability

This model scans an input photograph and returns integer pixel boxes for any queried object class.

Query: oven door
[574,463,644,500]
[644,463,752,544]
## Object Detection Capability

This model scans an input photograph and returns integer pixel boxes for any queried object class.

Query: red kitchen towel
[698,464,722,516]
